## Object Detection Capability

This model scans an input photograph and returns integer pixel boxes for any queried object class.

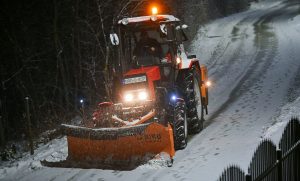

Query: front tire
[173,100,188,150]
[178,66,204,134]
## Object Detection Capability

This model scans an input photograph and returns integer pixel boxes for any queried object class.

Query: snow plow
[42,5,210,169]
[62,122,175,164]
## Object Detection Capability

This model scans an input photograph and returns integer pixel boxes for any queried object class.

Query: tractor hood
[122,66,161,101]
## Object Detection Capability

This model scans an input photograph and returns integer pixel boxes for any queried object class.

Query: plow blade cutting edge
[41,122,175,169]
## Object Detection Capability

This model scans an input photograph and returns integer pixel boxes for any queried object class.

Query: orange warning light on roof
[152,6,158,15]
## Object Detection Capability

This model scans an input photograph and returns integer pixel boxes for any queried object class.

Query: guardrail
[218,117,300,181]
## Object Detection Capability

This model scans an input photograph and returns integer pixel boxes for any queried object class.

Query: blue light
[80,99,84,103]
[171,95,177,101]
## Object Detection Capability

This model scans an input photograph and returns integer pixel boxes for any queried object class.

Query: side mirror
[187,55,196,59]
[110,33,119,46]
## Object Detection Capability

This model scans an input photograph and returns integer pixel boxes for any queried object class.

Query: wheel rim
[193,77,202,120]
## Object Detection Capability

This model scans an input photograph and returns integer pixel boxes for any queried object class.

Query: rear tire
[173,100,188,150]
[178,66,204,134]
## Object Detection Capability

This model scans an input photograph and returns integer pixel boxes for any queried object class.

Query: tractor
[42,6,209,169]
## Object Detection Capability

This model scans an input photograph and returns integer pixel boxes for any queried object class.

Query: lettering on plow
[137,134,162,142]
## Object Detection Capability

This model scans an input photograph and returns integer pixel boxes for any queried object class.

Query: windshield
[120,23,173,71]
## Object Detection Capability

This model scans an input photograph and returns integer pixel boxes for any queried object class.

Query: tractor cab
[110,15,188,82]
[109,14,193,107]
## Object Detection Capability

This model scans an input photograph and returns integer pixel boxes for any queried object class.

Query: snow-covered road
[1,0,300,180]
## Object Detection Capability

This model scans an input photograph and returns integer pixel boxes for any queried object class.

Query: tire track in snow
[206,3,287,124]
[277,3,300,103]
[207,7,272,79]
[188,3,300,179]
[146,3,290,181]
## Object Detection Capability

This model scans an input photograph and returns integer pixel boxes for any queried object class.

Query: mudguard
[200,65,208,107]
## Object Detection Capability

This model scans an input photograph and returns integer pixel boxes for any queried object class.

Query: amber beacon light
[151,6,158,15]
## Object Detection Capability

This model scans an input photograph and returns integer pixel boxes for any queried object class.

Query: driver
[133,31,162,65]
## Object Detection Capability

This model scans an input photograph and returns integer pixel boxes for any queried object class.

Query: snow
[263,96,300,143]
[1,0,300,180]
[0,137,68,180]
[118,15,179,24]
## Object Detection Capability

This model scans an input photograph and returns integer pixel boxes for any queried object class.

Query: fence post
[277,150,282,181]
[246,174,252,181]
[25,97,34,155]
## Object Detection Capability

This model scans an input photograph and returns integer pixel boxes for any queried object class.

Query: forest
[0,0,250,149]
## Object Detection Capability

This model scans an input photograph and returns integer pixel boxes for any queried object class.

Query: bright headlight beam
[171,95,177,101]
[206,81,211,87]
[176,57,181,64]
[124,93,134,102]
[138,91,148,100]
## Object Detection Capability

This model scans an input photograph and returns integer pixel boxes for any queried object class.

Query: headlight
[205,81,211,87]
[124,93,134,102]
[138,91,148,101]
[123,90,148,103]
[176,57,181,64]
[171,95,177,101]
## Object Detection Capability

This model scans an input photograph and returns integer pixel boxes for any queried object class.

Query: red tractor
[46,6,210,168]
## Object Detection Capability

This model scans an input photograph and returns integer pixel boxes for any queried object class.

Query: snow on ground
[0,137,68,180]
[1,0,300,180]
[189,0,285,114]
[188,1,300,179]
[263,97,300,144]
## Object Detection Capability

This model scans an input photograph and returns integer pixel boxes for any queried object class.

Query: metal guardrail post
[277,150,282,181]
